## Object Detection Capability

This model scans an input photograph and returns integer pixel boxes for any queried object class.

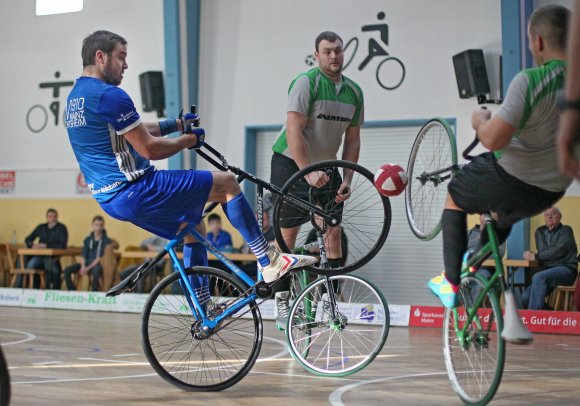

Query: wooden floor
[1,307,580,405]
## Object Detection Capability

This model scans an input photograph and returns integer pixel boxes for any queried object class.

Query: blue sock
[222,193,270,267]
[184,242,210,303]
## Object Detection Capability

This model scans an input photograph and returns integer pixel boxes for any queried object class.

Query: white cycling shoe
[259,247,316,284]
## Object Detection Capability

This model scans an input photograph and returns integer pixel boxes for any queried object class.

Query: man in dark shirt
[522,207,578,309]
[22,208,68,289]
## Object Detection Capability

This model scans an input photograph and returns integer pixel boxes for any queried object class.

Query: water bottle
[11,230,17,245]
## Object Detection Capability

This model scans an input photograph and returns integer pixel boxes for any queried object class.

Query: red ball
[374,164,408,197]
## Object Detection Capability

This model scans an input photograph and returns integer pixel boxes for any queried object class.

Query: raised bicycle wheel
[273,160,391,276]
[141,266,263,391]
[405,118,458,240]
[443,275,505,405]
[0,345,10,406]
[286,275,389,376]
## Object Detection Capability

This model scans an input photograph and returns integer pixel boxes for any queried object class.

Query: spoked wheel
[141,266,263,391]
[405,118,458,240]
[0,345,10,406]
[443,275,505,405]
[273,160,391,276]
[286,275,389,376]
[283,270,313,357]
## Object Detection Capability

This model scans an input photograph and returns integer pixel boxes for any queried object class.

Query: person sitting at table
[522,207,578,310]
[119,235,168,293]
[18,208,68,289]
[206,213,234,253]
[64,215,113,291]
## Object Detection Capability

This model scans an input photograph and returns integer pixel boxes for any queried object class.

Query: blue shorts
[100,169,213,239]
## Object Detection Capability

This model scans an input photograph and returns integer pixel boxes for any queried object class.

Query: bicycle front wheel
[273,160,391,276]
[443,275,505,405]
[141,266,263,391]
[287,275,389,376]
[405,118,457,240]
[0,345,10,406]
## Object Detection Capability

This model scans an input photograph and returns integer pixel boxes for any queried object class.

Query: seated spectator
[18,208,68,289]
[522,207,578,310]
[206,213,234,253]
[64,215,113,291]
[119,235,168,293]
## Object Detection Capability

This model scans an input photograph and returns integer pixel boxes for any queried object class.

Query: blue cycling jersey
[65,76,153,202]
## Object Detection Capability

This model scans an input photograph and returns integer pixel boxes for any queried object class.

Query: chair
[3,244,45,289]
[100,242,120,291]
[551,253,580,312]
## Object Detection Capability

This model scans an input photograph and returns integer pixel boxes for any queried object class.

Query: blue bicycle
[107,141,392,390]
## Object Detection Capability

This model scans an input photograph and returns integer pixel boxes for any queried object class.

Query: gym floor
[1,307,580,405]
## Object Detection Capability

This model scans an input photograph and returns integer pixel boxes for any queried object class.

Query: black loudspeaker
[139,71,165,116]
[452,49,490,99]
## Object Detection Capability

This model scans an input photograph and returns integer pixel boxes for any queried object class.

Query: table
[17,247,83,289]
[482,258,539,291]
[119,251,255,262]
[117,250,256,292]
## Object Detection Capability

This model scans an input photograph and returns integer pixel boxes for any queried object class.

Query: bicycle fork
[317,234,347,331]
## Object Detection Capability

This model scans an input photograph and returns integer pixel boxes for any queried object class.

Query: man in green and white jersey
[270,31,363,326]
[429,5,573,309]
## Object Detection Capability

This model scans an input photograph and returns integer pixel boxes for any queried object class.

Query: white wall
[0,0,165,197]
[198,0,503,167]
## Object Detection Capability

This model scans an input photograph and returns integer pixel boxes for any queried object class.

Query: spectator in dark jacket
[64,215,112,291]
[19,208,68,289]
[522,207,578,310]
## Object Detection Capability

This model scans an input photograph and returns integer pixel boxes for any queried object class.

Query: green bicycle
[405,118,533,405]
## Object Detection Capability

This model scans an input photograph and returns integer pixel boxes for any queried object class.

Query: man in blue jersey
[428,5,572,308]
[65,30,315,292]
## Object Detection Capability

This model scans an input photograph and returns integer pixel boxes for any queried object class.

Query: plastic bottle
[11,230,17,245]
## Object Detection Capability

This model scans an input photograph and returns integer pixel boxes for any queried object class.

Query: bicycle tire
[141,266,263,391]
[443,275,505,405]
[286,275,389,376]
[405,118,457,240]
[273,160,391,276]
[0,345,10,406]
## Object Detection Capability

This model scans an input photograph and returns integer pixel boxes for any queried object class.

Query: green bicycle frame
[453,220,507,346]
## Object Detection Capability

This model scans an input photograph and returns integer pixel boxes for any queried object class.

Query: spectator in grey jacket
[64,216,113,291]
[522,207,578,310]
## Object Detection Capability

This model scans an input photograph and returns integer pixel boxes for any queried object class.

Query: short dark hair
[92,215,105,223]
[207,213,221,223]
[82,30,127,67]
[46,208,58,216]
[529,5,570,51]
[315,31,343,52]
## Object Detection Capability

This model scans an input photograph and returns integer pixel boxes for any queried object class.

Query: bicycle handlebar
[461,106,488,161]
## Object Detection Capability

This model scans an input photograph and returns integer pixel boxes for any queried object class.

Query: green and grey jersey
[272,67,364,162]
[496,59,571,192]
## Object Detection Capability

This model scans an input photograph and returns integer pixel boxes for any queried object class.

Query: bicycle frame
[107,142,347,330]
[452,217,506,345]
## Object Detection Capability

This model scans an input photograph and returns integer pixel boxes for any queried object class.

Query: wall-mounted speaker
[139,71,165,117]
[452,49,490,99]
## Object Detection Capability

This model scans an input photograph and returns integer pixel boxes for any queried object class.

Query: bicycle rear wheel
[0,345,10,406]
[273,160,391,276]
[443,275,505,405]
[405,118,457,240]
[287,275,389,376]
[141,266,262,391]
